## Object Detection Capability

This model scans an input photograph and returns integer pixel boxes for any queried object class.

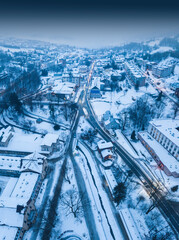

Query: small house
[97,140,113,153]
[0,126,14,147]
[41,134,59,153]
[90,86,101,99]
[101,149,113,161]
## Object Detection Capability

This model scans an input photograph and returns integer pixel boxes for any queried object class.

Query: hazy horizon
[0,0,179,48]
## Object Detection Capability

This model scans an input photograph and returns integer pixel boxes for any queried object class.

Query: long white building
[148,119,179,160]
[125,61,145,87]
[138,119,179,178]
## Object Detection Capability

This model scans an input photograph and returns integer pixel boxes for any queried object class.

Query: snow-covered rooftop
[41,133,59,146]
[0,130,43,153]
[0,226,18,240]
[0,152,45,179]
[0,156,21,171]
[149,119,179,147]
[11,172,39,199]
[0,126,13,143]
[97,140,113,150]
[0,205,24,228]
[21,159,43,174]
[22,152,45,161]
[125,61,144,79]
[0,197,27,228]
[139,131,179,173]
[101,149,113,158]
[52,81,75,95]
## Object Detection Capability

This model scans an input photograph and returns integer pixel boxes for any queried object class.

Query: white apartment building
[148,119,179,160]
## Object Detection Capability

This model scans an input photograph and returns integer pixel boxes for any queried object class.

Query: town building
[41,133,60,153]
[97,140,114,161]
[97,140,113,152]
[124,61,145,87]
[138,119,179,178]
[0,152,48,240]
[152,64,175,78]
[147,120,179,160]
[48,81,76,101]
[152,58,177,78]
[101,149,113,161]
[102,111,120,130]
[0,126,14,147]
[90,86,101,98]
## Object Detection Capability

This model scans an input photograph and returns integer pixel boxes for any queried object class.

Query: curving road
[80,62,179,238]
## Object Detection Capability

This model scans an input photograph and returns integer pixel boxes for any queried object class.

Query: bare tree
[128,96,155,130]
[117,111,128,130]
[64,166,72,184]
[60,190,88,219]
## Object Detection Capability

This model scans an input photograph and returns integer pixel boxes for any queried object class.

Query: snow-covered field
[91,84,157,121]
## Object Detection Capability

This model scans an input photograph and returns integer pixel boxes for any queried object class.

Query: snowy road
[77,141,125,240]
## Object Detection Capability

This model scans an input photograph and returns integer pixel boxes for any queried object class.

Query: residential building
[48,81,76,101]
[147,119,179,160]
[97,140,114,162]
[41,133,60,153]
[152,64,175,78]
[0,152,48,240]
[0,126,14,147]
[101,149,113,161]
[90,86,101,98]
[152,58,177,78]
[97,140,113,152]
[138,119,179,178]
[124,61,145,87]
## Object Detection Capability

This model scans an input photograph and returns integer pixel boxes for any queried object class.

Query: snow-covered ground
[0,127,43,153]
[115,130,139,158]
[23,161,64,240]
[51,158,90,240]
[24,105,69,127]
[76,142,125,240]
[91,84,157,121]
[151,46,174,54]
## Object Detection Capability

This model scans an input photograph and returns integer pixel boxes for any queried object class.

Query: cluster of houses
[151,58,177,78]
[0,124,65,239]
[0,152,48,240]
[0,126,62,156]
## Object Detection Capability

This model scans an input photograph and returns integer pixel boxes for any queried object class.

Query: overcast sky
[0,0,179,48]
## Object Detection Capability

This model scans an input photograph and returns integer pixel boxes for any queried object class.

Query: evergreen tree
[113,182,127,205]
[156,91,162,101]
[131,130,136,140]
[9,92,22,113]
